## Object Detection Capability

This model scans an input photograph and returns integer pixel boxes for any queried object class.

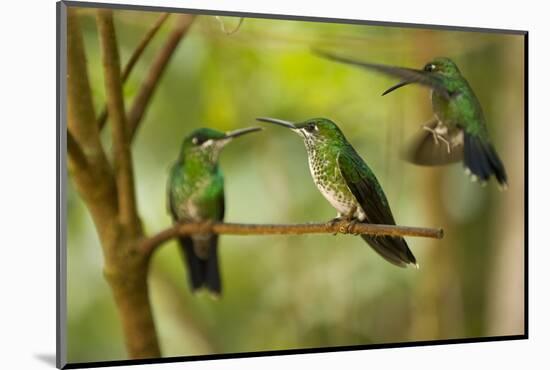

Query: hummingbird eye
[424,63,437,72]
[191,137,202,145]
[305,123,317,133]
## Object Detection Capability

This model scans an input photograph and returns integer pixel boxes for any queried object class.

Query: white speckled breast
[304,139,365,220]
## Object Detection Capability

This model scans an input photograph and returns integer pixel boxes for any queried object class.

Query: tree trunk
[66,7,161,358]
[103,233,161,358]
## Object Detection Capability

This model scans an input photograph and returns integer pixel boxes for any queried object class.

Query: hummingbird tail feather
[179,236,222,295]
[179,237,206,292]
[464,132,507,186]
[361,235,417,268]
[205,236,222,295]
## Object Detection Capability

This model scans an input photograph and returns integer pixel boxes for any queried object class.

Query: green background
[67,9,525,362]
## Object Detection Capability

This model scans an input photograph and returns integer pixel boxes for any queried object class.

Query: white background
[0,0,545,369]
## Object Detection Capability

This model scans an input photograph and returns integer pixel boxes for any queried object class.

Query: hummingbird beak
[223,127,263,139]
[214,127,263,148]
[381,80,411,96]
[256,117,298,131]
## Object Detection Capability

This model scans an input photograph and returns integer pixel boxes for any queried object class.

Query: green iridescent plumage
[258,117,417,268]
[316,52,507,187]
[168,127,262,295]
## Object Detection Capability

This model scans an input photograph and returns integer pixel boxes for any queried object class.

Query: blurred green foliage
[67,9,525,362]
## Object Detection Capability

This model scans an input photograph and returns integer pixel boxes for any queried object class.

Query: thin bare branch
[122,13,172,83]
[97,12,170,129]
[97,9,139,231]
[141,221,444,255]
[215,16,244,35]
[127,14,195,140]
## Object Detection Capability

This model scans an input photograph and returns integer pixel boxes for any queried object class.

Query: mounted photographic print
[57,1,527,368]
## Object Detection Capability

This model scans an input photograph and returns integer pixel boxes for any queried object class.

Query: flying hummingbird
[168,127,262,295]
[257,117,417,268]
[316,51,507,188]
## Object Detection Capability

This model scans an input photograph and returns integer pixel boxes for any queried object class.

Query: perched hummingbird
[316,51,507,187]
[168,127,262,295]
[257,117,417,268]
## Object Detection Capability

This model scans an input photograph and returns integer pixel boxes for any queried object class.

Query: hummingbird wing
[316,50,451,98]
[404,115,507,186]
[167,183,208,292]
[405,119,464,165]
[186,191,223,295]
[337,149,395,224]
[337,149,417,267]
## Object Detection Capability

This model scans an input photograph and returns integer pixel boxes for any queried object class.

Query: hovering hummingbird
[257,117,417,268]
[168,127,262,295]
[316,51,507,188]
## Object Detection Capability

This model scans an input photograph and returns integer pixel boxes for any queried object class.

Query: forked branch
[141,221,444,255]
[97,12,170,130]
[66,7,119,229]
[67,8,108,162]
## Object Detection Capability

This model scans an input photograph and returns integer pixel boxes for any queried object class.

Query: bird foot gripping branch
[325,219,361,235]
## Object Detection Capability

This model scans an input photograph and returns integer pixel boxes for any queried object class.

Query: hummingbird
[316,51,508,188]
[257,117,417,268]
[168,126,262,295]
